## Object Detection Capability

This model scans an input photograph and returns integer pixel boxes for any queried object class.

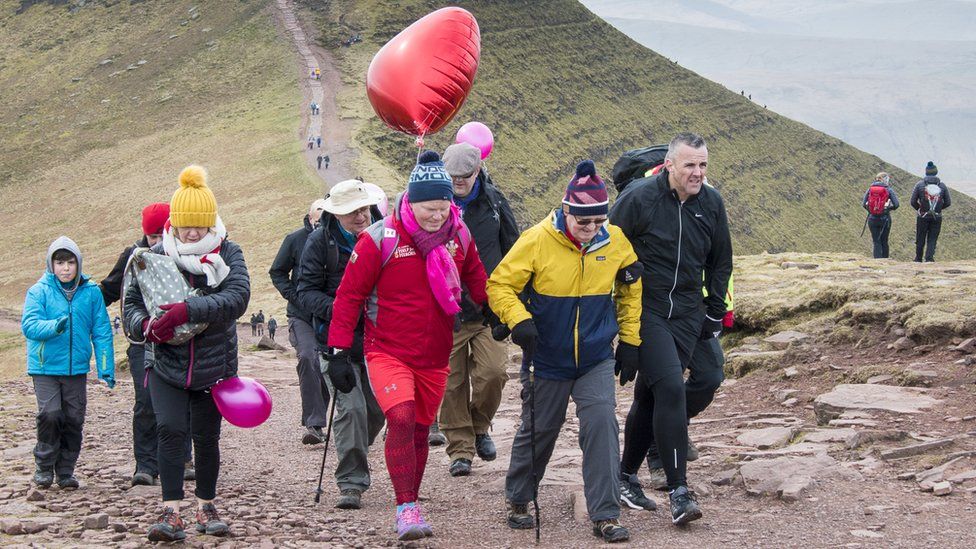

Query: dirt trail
[273,0,358,190]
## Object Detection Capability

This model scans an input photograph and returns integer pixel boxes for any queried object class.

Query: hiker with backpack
[488,160,642,543]
[910,161,951,262]
[610,133,733,527]
[439,142,520,477]
[23,236,115,491]
[326,152,489,541]
[123,166,250,542]
[269,198,331,446]
[862,172,899,259]
[296,179,387,510]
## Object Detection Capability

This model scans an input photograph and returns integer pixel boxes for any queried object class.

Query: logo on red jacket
[445,240,459,257]
[394,245,416,259]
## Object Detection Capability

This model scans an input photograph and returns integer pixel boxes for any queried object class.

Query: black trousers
[868,216,891,259]
[915,216,942,262]
[129,345,191,475]
[32,374,87,476]
[149,370,222,501]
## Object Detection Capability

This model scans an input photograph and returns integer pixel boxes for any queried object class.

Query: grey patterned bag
[121,247,208,345]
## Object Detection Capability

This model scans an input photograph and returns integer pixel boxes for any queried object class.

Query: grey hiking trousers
[32,374,87,476]
[505,359,620,521]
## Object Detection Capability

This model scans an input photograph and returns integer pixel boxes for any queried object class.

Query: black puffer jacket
[269,215,315,323]
[123,240,251,391]
[609,170,733,321]
[100,235,149,306]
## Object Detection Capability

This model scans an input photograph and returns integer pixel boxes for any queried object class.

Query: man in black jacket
[910,161,951,262]
[269,198,330,445]
[439,142,520,477]
[609,133,733,526]
[296,180,386,510]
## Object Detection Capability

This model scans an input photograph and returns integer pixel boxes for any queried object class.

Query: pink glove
[722,310,735,329]
[143,318,168,344]
[155,302,189,334]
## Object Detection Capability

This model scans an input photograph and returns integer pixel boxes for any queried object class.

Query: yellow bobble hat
[170,165,218,228]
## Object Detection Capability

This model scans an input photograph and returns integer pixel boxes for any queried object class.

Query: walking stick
[860,214,869,237]
[528,357,541,543]
[313,394,338,504]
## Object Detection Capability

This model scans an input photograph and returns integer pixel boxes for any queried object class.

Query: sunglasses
[451,171,477,181]
[572,217,607,227]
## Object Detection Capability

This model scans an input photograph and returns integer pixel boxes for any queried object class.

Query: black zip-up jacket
[609,170,733,321]
[123,240,251,391]
[457,170,520,322]
[269,215,315,323]
[910,176,951,218]
[100,235,149,306]
[295,208,381,356]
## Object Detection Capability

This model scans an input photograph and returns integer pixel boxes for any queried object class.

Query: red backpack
[867,184,890,215]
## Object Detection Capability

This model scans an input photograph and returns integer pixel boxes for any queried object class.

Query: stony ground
[2,321,976,548]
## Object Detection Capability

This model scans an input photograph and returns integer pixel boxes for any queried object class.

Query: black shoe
[475,433,497,461]
[688,440,700,462]
[336,488,362,510]
[619,473,656,511]
[184,461,196,481]
[57,475,79,490]
[131,471,154,486]
[33,469,54,489]
[302,426,325,445]
[669,486,702,526]
[428,424,447,446]
[507,501,534,529]
[147,507,186,542]
[449,458,472,477]
[195,503,229,536]
[592,518,630,543]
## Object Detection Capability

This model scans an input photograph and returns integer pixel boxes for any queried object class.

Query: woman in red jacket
[327,152,488,541]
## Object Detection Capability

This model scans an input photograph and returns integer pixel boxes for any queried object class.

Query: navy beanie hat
[563,160,609,216]
[408,150,453,203]
[925,161,938,176]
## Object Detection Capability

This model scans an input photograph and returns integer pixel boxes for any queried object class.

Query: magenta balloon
[211,376,272,428]
[455,121,493,159]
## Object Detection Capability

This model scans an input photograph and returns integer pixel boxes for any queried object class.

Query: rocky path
[2,323,976,547]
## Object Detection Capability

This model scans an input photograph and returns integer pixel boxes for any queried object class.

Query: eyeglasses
[572,217,607,227]
[451,172,477,181]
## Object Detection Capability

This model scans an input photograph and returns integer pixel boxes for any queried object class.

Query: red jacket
[328,215,488,369]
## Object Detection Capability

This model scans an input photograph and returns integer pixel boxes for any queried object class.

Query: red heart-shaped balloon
[366,7,480,137]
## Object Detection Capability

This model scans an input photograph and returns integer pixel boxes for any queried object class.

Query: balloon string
[415,133,425,161]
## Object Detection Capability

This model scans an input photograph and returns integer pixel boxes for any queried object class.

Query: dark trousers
[685,336,725,419]
[915,216,942,262]
[868,216,892,259]
[129,345,191,475]
[289,318,330,427]
[149,370,222,501]
[269,328,276,341]
[32,374,87,476]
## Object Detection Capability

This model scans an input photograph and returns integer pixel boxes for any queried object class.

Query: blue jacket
[22,237,115,378]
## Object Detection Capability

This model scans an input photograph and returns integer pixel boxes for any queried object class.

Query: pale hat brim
[323,180,385,215]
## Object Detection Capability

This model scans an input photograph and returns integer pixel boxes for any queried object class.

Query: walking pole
[860,214,869,237]
[528,357,540,543]
[313,393,338,504]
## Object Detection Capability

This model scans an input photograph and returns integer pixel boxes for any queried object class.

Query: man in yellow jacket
[488,160,642,543]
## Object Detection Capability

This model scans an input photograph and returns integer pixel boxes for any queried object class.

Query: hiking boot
[131,471,154,487]
[33,469,54,489]
[688,440,699,462]
[619,473,656,511]
[302,426,325,445]
[427,424,447,446]
[507,501,534,529]
[592,518,630,543]
[449,458,472,477]
[184,461,196,481]
[57,475,80,490]
[475,433,497,461]
[395,505,426,541]
[669,486,702,526]
[195,503,229,536]
[336,488,362,510]
[647,467,668,490]
[147,507,186,542]
[415,504,434,537]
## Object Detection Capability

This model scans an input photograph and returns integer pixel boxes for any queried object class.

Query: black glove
[700,317,723,340]
[614,342,640,386]
[510,319,538,358]
[325,350,357,393]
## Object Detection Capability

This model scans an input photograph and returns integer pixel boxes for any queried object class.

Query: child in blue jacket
[22,236,115,489]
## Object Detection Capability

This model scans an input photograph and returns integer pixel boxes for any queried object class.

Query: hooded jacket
[487,210,642,380]
[269,215,316,323]
[910,176,951,218]
[22,236,115,377]
[123,240,250,391]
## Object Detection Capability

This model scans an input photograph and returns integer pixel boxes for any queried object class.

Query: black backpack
[611,144,668,192]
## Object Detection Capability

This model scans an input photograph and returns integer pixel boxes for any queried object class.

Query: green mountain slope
[303,0,976,260]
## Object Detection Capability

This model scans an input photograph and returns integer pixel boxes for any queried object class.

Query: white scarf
[162,216,230,287]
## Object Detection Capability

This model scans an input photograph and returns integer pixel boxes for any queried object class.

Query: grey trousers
[321,356,386,491]
[506,359,620,521]
[289,318,330,427]
[32,374,87,476]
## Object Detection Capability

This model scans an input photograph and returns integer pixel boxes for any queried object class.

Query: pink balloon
[211,376,272,428]
[456,121,494,159]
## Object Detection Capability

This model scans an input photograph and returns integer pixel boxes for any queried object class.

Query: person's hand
[614,342,640,386]
[100,372,116,389]
[510,319,538,358]
[326,350,357,393]
[482,306,502,328]
[155,302,189,332]
[722,310,735,329]
[55,316,68,334]
[700,317,723,340]
[143,317,172,344]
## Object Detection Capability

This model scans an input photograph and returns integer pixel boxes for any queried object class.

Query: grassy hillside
[300,0,976,259]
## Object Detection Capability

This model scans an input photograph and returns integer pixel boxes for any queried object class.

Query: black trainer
[669,486,702,525]
[195,503,229,536]
[619,473,656,511]
[449,458,472,477]
[428,424,447,446]
[302,426,325,445]
[33,469,53,489]
[184,461,196,481]
[57,475,80,490]
[592,518,630,543]
[336,488,362,510]
[475,433,496,461]
[131,471,154,486]
[507,501,534,529]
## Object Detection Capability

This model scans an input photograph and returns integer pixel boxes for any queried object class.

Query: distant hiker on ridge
[256,309,265,336]
[317,155,324,170]
[862,172,899,259]
[267,317,277,341]
[910,161,951,262]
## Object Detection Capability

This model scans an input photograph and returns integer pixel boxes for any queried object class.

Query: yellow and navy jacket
[487,210,642,380]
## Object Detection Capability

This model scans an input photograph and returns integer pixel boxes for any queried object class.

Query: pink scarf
[399,195,463,315]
